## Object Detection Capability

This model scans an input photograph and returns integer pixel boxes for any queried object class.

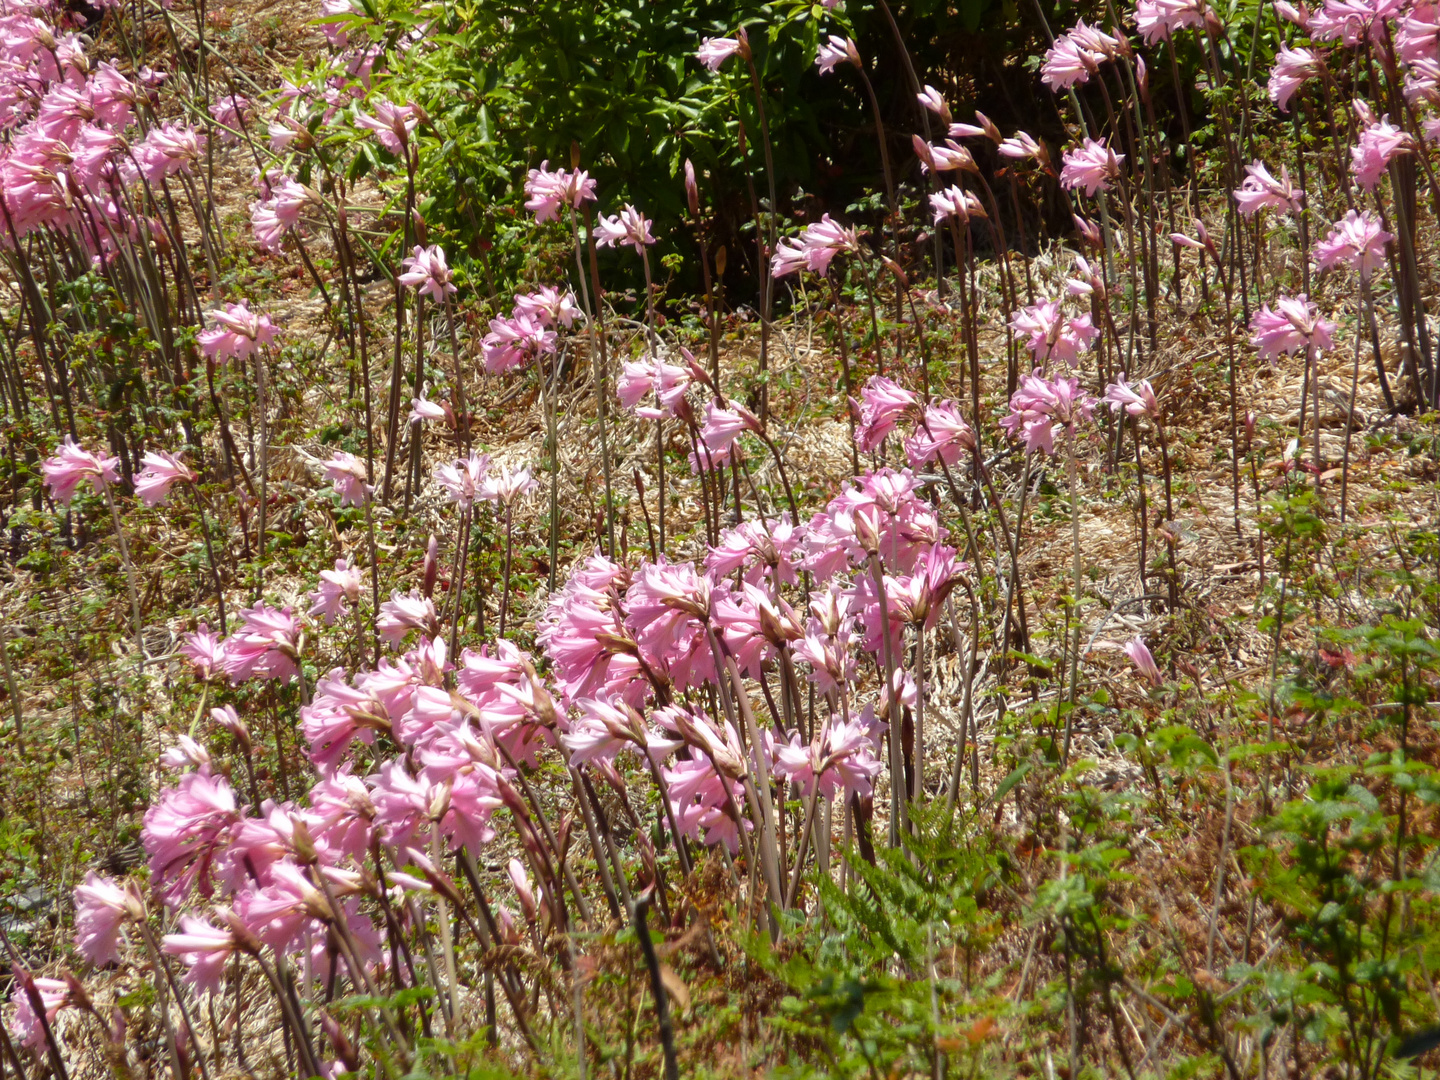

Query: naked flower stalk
[698,26,778,421]
[1103,374,1177,608]
[1249,293,1337,478]
[200,302,278,588]
[134,450,227,634]
[324,451,379,664]
[480,463,537,638]
[43,438,143,664]
[597,203,665,548]
[1000,373,1095,749]
[1316,209,1394,520]
[399,242,463,467]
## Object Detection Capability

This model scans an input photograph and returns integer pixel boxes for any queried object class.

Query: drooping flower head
[815,35,859,74]
[1102,373,1160,418]
[132,450,197,508]
[1351,116,1413,190]
[354,98,417,156]
[1249,294,1337,359]
[771,214,860,278]
[1233,160,1304,216]
[905,400,975,469]
[697,36,743,70]
[999,372,1096,455]
[42,437,120,505]
[1009,299,1099,367]
[430,451,489,509]
[482,312,556,374]
[1123,636,1163,686]
[523,161,597,222]
[323,451,371,507]
[1059,137,1124,196]
[852,376,920,453]
[398,244,456,302]
[594,205,656,253]
[1268,44,1322,112]
[73,871,144,967]
[1134,0,1207,43]
[198,302,278,363]
[1314,209,1392,280]
[929,186,985,225]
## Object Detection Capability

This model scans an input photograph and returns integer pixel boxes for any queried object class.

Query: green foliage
[743,803,1006,1077]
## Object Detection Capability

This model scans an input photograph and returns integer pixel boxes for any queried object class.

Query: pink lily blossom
[398,244,456,302]
[42,436,120,505]
[1314,209,1392,280]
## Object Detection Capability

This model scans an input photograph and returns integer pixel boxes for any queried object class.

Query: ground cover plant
[2,0,1440,1074]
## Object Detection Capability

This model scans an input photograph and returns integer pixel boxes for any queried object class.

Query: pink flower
[705,514,800,584]
[514,285,580,328]
[482,313,556,373]
[143,770,239,906]
[697,36,741,70]
[912,135,975,174]
[1059,137,1123,196]
[132,122,205,183]
[700,400,760,454]
[1274,0,1310,26]
[905,400,975,468]
[160,735,211,772]
[479,463,537,506]
[917,85,951,122]
[376,592,439,647]
[595,204,656,253]
[1268,45,1321,112]
[323,451,371,507]
[618,357,691,416]
[853,376,919,452]
[1009,299,1099,367]
[1041,25,1116,89]
[181,624,227,679]
[42,436,119,505]
[1233,160,1303,216]
[398,244,455,302]
[771,715,882,798]
[1103,374,1160,419]
[209,94,249,143]
[221,605,302,684]
[1351,116,1413,190]
[354,98,417,156]
[816,35,859,74]
[1249,294,1337,359]
[523,161,596,222]
[410,394,448,423]
[433,450,490,508]
[1310,0,1401,45]
[999,372,1096,455]
[211,705,252,753]
[90,63,137,127]
[1123,636,1163,686]
[162,916,238,996]
[1398,1,1440,62]
[1134,0,1206,42]
[309,558,361,625]
[998,131,1047,163]
[74,871,142,967]
[198,302,278,363]
[1314,209,1392,280]
[929,186,984,224]
[771,213,860,278]
[9,974,70,1049]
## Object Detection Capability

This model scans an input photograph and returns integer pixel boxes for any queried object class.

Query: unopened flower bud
[684,159,700,217]
[320,1013,361,1073]
[422,533,439,598]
